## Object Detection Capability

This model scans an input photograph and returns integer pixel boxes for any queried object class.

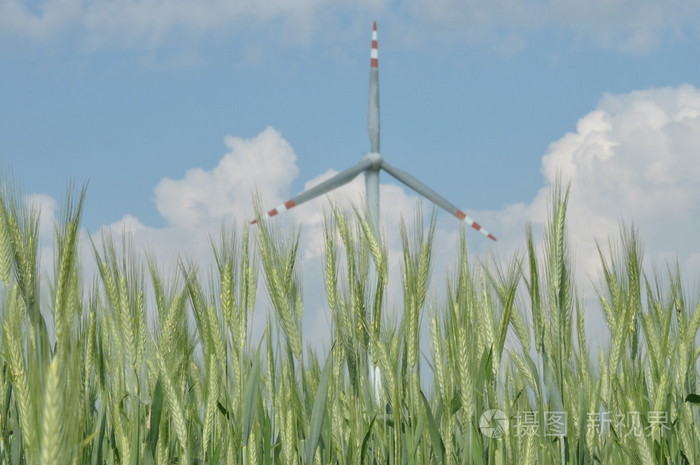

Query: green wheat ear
[0,172,697,464]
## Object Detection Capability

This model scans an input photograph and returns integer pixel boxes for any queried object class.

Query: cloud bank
[402,0,699,53]
[2,0,699,53]
[29,84,700,347]
[154,127,298,230]
[485,84,700,288]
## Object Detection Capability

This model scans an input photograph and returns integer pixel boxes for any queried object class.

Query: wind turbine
[253,22,496,242]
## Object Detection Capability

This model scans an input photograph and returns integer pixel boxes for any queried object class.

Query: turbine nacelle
[362,152,383,171]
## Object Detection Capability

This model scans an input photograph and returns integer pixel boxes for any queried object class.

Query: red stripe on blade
[371,58,378,67]
[284,200,296,209]
[487,234,497,241]
[456,210,466,220]
[268,209,278,217]
[472,222,482,231]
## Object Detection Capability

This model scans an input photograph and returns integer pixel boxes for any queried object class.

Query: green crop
[0,179,698,464]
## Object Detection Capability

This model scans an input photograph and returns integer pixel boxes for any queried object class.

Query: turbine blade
[252,159,373,223]
[381,161,497,241]
[368,21,380,153]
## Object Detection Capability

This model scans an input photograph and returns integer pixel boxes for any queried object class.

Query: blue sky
[2,1,697,229]
[2,1,700,340]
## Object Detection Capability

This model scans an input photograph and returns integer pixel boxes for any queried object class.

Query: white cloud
[0,0,386,49]
[1,0,698,53]
[25,193,57,239]
[102,126,477,348]
[486,84,700,292]
[402,0,700,53]
[546,0,678,53]
[27,84,700,348]
[154,126,298,229]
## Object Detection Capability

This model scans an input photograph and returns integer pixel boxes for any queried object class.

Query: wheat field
[0,180,698,464]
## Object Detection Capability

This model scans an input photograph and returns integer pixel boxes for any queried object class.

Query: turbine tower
[253,22,496,242]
